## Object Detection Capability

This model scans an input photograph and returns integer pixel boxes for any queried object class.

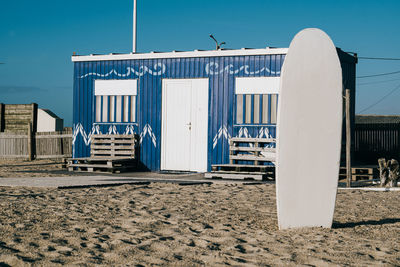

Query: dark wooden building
[354,115,400,164]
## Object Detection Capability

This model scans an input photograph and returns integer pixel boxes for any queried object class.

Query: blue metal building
[71,48,356,172]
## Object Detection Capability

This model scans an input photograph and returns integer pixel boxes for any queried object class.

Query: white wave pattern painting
[205,62,281,76]
[79,62,280,79]
[79,63,166,79]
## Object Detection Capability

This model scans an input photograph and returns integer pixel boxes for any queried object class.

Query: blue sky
[1,0,399,126]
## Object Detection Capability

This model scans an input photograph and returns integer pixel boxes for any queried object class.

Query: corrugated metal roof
[71,48,288,62]
[356,114,400,124]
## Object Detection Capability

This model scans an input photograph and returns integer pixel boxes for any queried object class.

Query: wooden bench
[205,137,276,180]
[67,134,138,173]
[90,134,137,158]
[229,137,276,165]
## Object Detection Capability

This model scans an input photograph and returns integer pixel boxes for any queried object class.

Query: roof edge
[71,48,288,62]
[336,48,358,64]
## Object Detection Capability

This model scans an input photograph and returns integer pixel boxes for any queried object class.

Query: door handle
[186,122,192,130]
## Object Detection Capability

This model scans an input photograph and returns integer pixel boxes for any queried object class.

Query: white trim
[236,77,280,94]
[72,48,288,62]
[94,79,138,96]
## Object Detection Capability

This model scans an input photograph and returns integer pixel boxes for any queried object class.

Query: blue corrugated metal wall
[73,52,357,171]
[73,52,358,171]
[73,54,285,171]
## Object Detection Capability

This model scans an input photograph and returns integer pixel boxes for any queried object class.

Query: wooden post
[27,122,33,161]
[31,103,38,158]
[345,89,351,187]
[0,103,4,132]
[31,103,38,133]
[58,131,63,156]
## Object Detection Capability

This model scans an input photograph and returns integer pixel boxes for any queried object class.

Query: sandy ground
[0,159,72,178]
[0,160,399,266]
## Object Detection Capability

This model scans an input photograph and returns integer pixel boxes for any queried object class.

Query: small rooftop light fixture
[209,34,226,50]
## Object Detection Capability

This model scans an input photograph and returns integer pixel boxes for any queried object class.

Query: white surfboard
[276,28,343,229]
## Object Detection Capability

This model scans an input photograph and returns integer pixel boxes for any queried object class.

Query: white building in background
[37,109,64,132]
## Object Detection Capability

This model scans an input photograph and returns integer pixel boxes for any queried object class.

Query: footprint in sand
[207,242,221,251]
[158,236,174,241]
[16,254,40,264]
[189,227,202,234]
[235,244,246,253]
[28,242,39,248]
[173,254,183,260]
[40,232,51,239]
[203,223,213,229]
[236,237,247,243]
[51,258,65,264]
[0,241,20,253]
[232,257,247,263]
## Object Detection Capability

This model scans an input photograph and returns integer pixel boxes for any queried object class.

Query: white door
[161,79,209,172]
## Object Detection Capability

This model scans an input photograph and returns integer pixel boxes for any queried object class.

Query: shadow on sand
[333,218,400,229]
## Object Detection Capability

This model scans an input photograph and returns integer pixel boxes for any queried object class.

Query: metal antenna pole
[133,0,137,53]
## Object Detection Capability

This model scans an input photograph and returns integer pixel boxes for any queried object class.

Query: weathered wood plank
[68,156,135,161]
[35,134,72,139]
[90,144,135,149]
[3,114,32,120]
[0,134,28,138]
[91,140,136,144]
[230,146,276,152]
[91,151,135,156]
[204,172,264,181]
[230,137,275,143]
[4,104,34,110]
[3,109,32,115]
[36,154,72,159]
[0,155,29,159]
[91,134,136,139]
[211,164,275,174]
[68,163,116,169]
[230,155,276,162]
[212,164,275,169]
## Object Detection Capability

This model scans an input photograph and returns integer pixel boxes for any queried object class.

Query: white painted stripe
[236,77,280,94]
[72,48,288,62]
[94,80,137,96]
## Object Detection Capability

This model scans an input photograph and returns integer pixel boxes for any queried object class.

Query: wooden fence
[0,128,72,159]
[354,123,400,164]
